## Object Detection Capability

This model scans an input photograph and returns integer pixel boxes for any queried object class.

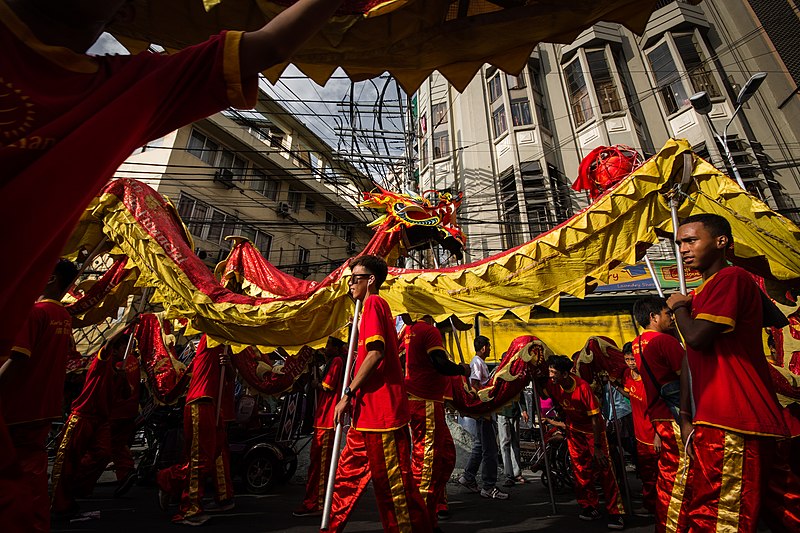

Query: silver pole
[669,197,688,295]
[643,256,664,298]
[607,381,632,513]
[216,346,228,426]
[530,381,557,515]
[429,242,466,363]
[321,298,363,530]
[121,288,150,367]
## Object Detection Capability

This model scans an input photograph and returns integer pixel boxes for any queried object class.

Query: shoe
[457,475,479,494]
[114,472,138,498]
[579,507,601,521]
[205,499,235,513]
[292,507,322,517]
[158,489,171,512]
[480,487,509,500]
[501,478,515,487]
[514,475,526,484]
[51,503,81,522]
[172,513,210,526]
[607,515,625,530]
[436,509,450,521]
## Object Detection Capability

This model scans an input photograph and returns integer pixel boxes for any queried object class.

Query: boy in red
[404,315,468,528]
[109,350,141,496]
[630,296,688,532]
[293,337,347,517]
[156,334,235,526]
[668,213,800,532]
[544,355,625,530]
[618,344,658,515]
[0,259,78,532]
[325,255,431,533]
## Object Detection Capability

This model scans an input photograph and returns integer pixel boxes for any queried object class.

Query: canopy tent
[108,0,695,93]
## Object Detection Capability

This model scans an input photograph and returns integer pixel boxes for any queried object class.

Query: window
[488,74,502,103]
[492,106,508,138]
[564,59,593,126]
[254,231,272,259]
[499,170,522,248]
[217,148,247,181]
[206,209,227,244]
[251,169,279,200]
[510,99,532,126]
[287,190,301,213]
[419,113,427,135]
[506,71,526,90]
[433,131,449,158]
[586,50,621,114]
[674,33,721,98]
[647,42,688,115]
[270,128,284,149]
[432,103,448,125]
[421,139,429,167]
[295,246,311,277]
[188,203,208,238]
[325,212,338,233]
[304,196,316,212]
[186,130,218,165]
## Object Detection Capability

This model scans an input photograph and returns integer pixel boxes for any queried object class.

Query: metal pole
[321,298,363,530]
[121,288,150,367]
[607,381,633,513]
[429,242,466,363]
[530,381,557,515]
[643,256,664,298]
[669,197,688,296]
[216,346,228,426]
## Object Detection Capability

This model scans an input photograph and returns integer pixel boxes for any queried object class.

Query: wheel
[281,455,298,482]
[243,451,280,494]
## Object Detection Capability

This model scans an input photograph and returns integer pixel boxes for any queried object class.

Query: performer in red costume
[544,355,625,530]
[0,259,78,532]
[403,315,469,528]
[325,255,431,533]
[618,344,658,515]
[294,337,347,517]
[109,350,141,497]
[668,213,800,533]
[631,296,688,532]
[156,334,235,526]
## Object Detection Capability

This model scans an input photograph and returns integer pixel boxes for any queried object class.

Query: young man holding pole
[325,255,431,533]
[668,213,800,532]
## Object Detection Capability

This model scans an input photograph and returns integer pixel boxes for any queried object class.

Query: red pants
[51,414,112,513]
[5,421,47,532]
[298,428,335,513]
[157,401,232,520]
[635,440,658,514]
[324,426,431,533]
[653,421,689,533]
[408,398,455,528]
[566,429,625,515]
[110,417,137,481]
[687,425,800,533]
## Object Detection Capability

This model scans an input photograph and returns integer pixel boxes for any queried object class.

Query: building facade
[414,0,800,263]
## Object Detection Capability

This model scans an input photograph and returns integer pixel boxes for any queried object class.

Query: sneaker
[205,499,235,513]
[436,509,451,521]
[292,507,322,517]
[579,507,602,521]
[607,515,625,530]
[113,472,138,498]
[501,478,515,487]
[457,475,479,494]
[158,489,171,512]
[480,487,509,500]
[514,475,526,484]
[172,513,210,526]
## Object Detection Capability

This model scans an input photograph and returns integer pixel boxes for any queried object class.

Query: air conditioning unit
[277,201,291,215]
[346,241,358,254]
[214,168,235,188]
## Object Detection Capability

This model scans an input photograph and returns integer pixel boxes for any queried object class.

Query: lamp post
[689,72,767,190]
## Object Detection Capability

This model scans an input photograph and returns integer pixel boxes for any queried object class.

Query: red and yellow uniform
[1,299,75,532]
[546,376,624,516]
[297,355,344,514]
[685,266,800,532]
[157,335,235,521]
[631,331,688,532]
[404,321,456,527]
[51,349,115,513]
[326,294,430,533]
[623,369,658,514]
[109,355,141,481]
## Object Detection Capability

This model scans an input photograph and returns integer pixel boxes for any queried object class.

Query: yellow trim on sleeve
[364,334,385,345]
[425,346,446,354]
[321,382,334,391]
[587,408,600,416]
[222,31,257,109]
[695,313,735,332]
[11,346,31,357]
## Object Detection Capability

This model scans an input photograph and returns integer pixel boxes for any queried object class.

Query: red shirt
[404,321,447,402]
[545,375,600,434]
[187,335,235,421]
[2,300,75,425]
[0,0,257,365]
[632,330,683,421]
[71,351,114,419]
[110,355,141,420]
[623,369,655,446]
[315,356,344,430]
[352,294,409,431]
[688,266,787,436]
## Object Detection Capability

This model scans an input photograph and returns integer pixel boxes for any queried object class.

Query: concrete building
[115,88,374,280]
[414,0,800,263]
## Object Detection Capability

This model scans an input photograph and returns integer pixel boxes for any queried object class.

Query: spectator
[497,394,528,487]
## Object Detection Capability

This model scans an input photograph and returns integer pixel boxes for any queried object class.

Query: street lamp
[689,72,767,190]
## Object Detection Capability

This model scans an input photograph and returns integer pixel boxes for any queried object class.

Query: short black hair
[53,259,79,293]
[350,255,388,288]
[632,296,669,328]
[474,335,490,352]
[327,336,347,349]
[622,342,633,355]
[680,213,733,247]
[548,355,573,373]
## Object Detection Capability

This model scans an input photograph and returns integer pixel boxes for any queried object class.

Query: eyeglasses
[348,274,372,285]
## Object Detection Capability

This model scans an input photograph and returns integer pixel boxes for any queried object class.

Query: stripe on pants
[318,430,329,509]
[186,403,202,516]
[381,431,411,530]
[420,400,435,495]
[50,414,80,501]
[665,421,688,532]
[715,431,744,533]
